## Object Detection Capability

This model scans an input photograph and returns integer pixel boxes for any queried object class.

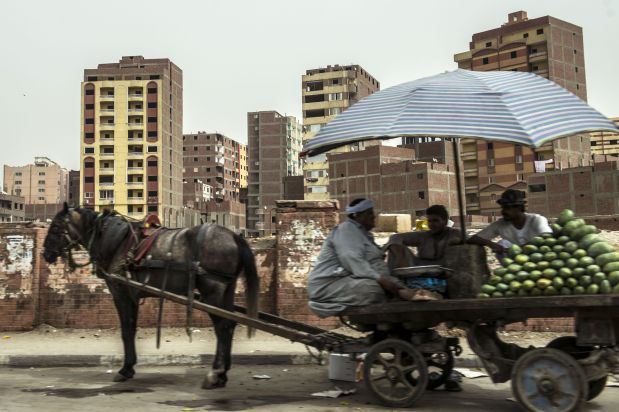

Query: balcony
[464,168,477,177]
[98,198,114,203]
[127,211,145,217]
[533,69,549,77]
[100,123,115,129]
[127,181,144,186]
[127,197,144,202]
[128,152,143,157]
[127,166,143,172]
[128,108,144,113]
[128,94,143,100]
[99,167,114,174]
[100,109,114,113]
[529,51,548,62]
[128,136,143,142]
[99,182,114,187]
[100,95,115,100]
[100,152,115,157]
[128,123,144,129]
[461,150,477,160]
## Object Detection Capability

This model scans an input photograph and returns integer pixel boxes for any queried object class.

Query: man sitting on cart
[385,205,461,301]
[468,189,552,254]
[307,198,426,319]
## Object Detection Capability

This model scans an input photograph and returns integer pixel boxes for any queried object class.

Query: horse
[42,203,259,389]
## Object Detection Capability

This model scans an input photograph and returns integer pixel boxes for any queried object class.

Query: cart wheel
[426,350,454,390]
[363,338,428,408]
[511,348,588,412]
[547,336,608,401]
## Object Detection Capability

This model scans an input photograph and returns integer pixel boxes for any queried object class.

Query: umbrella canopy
[302,69,618,157]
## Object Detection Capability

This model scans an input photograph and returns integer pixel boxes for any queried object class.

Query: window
[148,87,157,94]
[15,172,21,176]
[148,205,157,213]
[488,176,496,184]
[38,188,45,193]
[38,180,45,184]
[418,191,425,200]
[148,175,158,182]
[150,75,160,80]
[38,197,45,201]
[529,184,547,193]
[537,28,544,35]
[14,180,22,185]
[148,160,158,167]
[485,42,492,47]
[38,172,45,176]
[491,194,497,201]
[99,175,113,183]
[85,118,94,124]
[487,142,493,150]
[99,190,114,199]
[532,65,539,71]
[510,51,517,59]
[135,76,142,80]
[85,89,94,95]
[85,132,94,139]
[308,186,327,193]
[515,154,523,163]
[574,49,577,54]
[591,141,597,146]
[148,102,157,108]
[487,158,495,167]
[193,146,198,151]
[575,67,579,73]
[87,76,97,81]
[417,173,424,179]
[148,117,157,123]
[576,84,580,90]
[610,140,618,145]
[482,57,489,65]
[85,104,94,109]
[147,146,157,152]
[148,131,157,137]
[84,176,94,183]
[523,33,529,38]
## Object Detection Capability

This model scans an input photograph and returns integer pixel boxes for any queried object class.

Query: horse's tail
[234,234,259,338]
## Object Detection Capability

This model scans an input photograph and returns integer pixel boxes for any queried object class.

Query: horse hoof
[201,372,227,389]
[113,373,132,382]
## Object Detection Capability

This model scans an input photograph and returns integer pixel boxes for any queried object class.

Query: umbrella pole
[451,138,467,242]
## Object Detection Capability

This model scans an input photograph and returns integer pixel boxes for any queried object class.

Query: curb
[0,353,483,369]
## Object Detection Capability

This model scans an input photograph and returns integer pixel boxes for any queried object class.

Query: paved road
[1,365,618,411]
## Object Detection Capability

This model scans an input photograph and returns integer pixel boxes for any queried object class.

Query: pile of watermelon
[478,209,619,298]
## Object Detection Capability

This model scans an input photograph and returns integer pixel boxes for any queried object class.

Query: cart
[101,270,619,412]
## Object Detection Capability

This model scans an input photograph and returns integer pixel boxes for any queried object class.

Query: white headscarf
[345,199,374,214]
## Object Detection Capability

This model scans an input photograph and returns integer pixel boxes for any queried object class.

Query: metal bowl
[392,265,454,278]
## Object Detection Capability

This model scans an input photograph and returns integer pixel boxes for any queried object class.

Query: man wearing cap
[468,189,552,254]
[307,198,424,318]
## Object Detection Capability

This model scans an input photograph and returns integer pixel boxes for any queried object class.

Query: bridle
[57,210,99,270]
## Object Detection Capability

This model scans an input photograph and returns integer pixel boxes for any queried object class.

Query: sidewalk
[0,325,564,369]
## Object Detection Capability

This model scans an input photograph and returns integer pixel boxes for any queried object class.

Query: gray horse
[42,203,259,389]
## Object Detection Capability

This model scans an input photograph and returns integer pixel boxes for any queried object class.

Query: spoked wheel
[363,338,428,408]
[511,348,588,412]
[426,350,455,390]
[547,336,608,401]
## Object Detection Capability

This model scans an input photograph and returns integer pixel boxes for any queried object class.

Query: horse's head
[43,203,88,264]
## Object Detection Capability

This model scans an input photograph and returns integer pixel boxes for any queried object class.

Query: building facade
[247,111,303,236]
[454,11,590,216]
[527,160,619,217]
[80,56,184,227]
[68,170,80,207]
[302,65,380,200]
[3,157,69,205]
[0,193,25,222]
[590,117,619,156]
[328,145,458,219]
[182,132,247,233]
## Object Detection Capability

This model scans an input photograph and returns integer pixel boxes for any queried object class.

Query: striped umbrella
[302,69,619,156]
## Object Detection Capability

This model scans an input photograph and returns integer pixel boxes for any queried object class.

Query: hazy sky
[1,0,618,183]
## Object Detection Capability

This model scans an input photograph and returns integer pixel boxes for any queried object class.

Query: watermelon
[557,209,575,225]
[562,218,585,236]
[571,225,598,240]
[603,262,619,273]
[588,242,615,258]
[579,234,602,249]
[595,252,619,268]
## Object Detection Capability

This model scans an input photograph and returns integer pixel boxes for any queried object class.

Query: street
[1,364,618,411]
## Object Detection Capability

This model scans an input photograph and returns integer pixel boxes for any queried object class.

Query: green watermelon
[579,234,603,249]
[588,242,615,258]
[595,252,619,268]
[557,209,575,225]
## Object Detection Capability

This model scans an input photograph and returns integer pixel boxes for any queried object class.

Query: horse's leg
[110,284,139,382]
[201,280,237,389]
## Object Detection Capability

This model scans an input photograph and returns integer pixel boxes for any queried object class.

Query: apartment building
[3,157,69,205]
[80,56,184,227]
[247,111,303,236]
[328,145,458,219]
[182,132,247,233]
[302,65,380,200]
[454,11,590,216]
[590,118,619,156]
[0,193,25,222]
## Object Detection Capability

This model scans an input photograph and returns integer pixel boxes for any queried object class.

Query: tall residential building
[247,111,303,236]
[590,118,619,156]
[302,64,380,200]
[0,193,25,222]
[239,144,248,189]
[454,11,590,216]
[182,132,247,233]
[80,56,184,227]
[3,157,69,204]
[68,170,80,207]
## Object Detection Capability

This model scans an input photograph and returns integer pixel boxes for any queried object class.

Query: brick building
[302,64,380,200]
[328,145,459,219]
[182,131,246,233]
[0,193,25,222]
[80,56,184,227]
[247,111,303,236]
[527,160,619,217]
[590,117,619,156]
[454,11,590,216]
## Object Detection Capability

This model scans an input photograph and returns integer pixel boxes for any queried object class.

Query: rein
[63,212,103,271]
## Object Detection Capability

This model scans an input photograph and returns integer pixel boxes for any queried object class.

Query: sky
[1,0,618,184]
